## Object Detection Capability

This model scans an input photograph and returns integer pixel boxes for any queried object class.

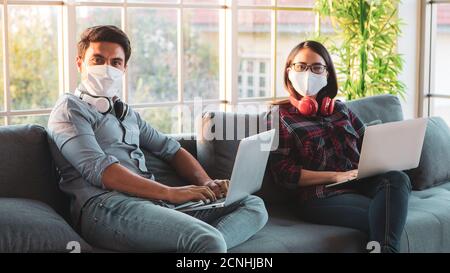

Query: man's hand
[332,170,358,184]
[204,179,230,199]
[166,185,217,204]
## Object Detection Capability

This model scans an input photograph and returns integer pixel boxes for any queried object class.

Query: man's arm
[169,148,211,186]
[101,163,216,204]
[49,99,216,205]
[135,110,228,199]
[169,148,229,199]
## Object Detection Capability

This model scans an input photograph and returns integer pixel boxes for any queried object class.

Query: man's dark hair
[77,25,131,64]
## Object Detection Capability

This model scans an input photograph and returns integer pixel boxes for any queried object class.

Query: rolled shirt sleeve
[135,110,181,162]
[48,97,119,188]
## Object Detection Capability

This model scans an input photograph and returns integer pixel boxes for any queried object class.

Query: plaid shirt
[267,101,366,203]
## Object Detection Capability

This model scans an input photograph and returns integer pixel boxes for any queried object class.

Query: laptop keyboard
[205,197,226,205]
[168,197,227,210]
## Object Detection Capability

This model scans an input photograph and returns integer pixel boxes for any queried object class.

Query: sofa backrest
[0,95,404,214]
[196,94,404,205]
[168,133,197,158]
[345,94,404,123]
[0,125,70,220]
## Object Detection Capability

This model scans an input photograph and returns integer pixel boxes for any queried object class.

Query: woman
[268,40,411,253]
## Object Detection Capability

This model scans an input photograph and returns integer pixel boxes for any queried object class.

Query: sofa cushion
[0,198,91,253]
[229,182,450,253]
[406,117,450,190]
[404,182,450,252]
[197,111,270,180]
[229,204,368,253]
[0,125,70,220]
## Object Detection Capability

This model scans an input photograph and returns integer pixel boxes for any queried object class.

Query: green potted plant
[315,0,406,100]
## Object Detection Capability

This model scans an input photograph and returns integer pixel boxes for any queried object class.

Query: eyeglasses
[290,62,327,74]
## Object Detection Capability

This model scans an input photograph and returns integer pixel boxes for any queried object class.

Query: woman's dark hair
[278,40,338,106]
[77,25,131,64]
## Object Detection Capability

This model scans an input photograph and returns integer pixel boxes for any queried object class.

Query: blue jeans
[80,192,268,253]
[298,171,412,253]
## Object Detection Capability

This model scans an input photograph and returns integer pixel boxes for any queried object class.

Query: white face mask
[81,63,123,98]
[288,70,327,97]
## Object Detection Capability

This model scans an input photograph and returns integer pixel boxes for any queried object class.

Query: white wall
[397,0,421,119]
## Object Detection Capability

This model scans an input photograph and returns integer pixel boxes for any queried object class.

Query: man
[48,25,268,253]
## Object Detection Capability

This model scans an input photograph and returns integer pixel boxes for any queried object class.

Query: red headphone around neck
[289,95,335,117]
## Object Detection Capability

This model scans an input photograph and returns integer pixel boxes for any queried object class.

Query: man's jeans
[80,191,268,252]
[299,170,412,253]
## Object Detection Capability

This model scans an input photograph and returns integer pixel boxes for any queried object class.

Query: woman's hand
[332,170,358,184]
[299,169,358,187]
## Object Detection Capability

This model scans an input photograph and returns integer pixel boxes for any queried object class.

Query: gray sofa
[1,94,450,252]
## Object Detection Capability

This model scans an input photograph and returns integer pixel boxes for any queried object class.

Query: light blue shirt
[47,86,181,224]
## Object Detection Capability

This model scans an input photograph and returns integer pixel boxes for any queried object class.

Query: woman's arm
[299,169,358,187]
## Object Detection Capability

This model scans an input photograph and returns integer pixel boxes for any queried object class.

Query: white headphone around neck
[73,89,129,121]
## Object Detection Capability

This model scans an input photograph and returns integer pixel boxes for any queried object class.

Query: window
[238,58,269,98]
[259,62,266,74]
[275,10,316,98]
[422,1,450,125]
[1,0,324,133]
[6,4,61,127]
[248,75,254,87]
[127,8,177,104]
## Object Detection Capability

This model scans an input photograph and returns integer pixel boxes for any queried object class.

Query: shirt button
[99,203,104,208]
[94,217,98,222]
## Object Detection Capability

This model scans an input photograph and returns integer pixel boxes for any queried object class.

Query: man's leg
[80,191,227,253]
[186,195,268,249]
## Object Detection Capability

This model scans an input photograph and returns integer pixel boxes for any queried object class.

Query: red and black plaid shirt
[267,101,366,203]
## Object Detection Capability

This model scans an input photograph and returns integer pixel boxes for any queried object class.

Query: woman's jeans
[80,192,268,253]
[299,170,412,253]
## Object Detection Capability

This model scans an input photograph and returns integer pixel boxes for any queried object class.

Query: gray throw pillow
[406,117,450,190]
[0,198,91,253]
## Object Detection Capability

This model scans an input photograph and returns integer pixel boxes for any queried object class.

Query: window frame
[419,0,450,119]
[0,0,319,133]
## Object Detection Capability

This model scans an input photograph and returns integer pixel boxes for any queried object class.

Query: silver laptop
[171,129,276,212]
[326,118,428,188]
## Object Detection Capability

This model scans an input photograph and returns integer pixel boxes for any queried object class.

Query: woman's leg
[299,193,371,234]
[80,191,227,253]
[356,170,412,253]
[300,171,411,253]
